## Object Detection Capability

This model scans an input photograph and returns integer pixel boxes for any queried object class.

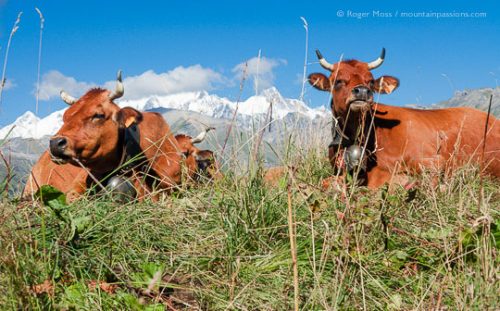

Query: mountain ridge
[0,87,328,140]
[434,86,499,116]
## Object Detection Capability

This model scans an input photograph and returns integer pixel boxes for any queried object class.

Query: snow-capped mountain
[0,87,328,139]
[0,111,41,139]
[120,87,326,120]
[0,110,66,139]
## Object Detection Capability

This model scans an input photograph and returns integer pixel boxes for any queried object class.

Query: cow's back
[137,112,184,187]
[373,105,499,176]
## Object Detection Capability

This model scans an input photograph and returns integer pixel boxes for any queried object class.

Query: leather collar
[117,122,146,173]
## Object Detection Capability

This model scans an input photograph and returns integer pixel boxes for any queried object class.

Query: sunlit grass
[0,136,498,310]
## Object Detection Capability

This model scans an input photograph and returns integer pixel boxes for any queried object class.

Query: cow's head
[195,149,218,178]
[174,127,218,179]
[175,127,214,158]
[308,49,399,117]
[49,71,142,173]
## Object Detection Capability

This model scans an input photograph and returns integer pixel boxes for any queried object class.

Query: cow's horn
[316,49,334,71]
[191,127,215,144]
[60,90,77,105]
[109,70,124,100]
[367,48,386,70]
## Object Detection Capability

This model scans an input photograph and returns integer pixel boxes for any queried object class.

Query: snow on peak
[0,111,40,139]
[0,110,65,139]
[261,87,283,101]
[0,88,328,139]
[235,87,327,119]
[266,87,327,118]
[17,111,39,124]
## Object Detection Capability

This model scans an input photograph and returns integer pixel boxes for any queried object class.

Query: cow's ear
[114,107,143,128]
[374,76,399,94]
[308,73,331,91]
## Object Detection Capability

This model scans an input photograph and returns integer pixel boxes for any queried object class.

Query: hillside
[0,136,498,309]
[435,87,500,116]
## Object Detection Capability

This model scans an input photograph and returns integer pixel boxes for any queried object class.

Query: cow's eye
[92,113,105,120]
[334,80,345,88]
[369,80,375,88]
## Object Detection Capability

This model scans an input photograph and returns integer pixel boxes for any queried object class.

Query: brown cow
[308,48,499,188]
[22,128,216,200]
[23,71,216,199]
[175,127,222,181]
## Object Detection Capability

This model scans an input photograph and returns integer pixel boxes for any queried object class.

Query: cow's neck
[86,128,126,176]
[84,127,142,192]
[116,123,145,173]
[333,108,374,147]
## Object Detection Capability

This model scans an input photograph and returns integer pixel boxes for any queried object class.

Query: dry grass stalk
[0,150,12,193]
[299,17,309,101]
[0,12,22,108]
[221,62,248,157]
[478,94,493,212]
[35,7,45,115]
[287,174,299,311]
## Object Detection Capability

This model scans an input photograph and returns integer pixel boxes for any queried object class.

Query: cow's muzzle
[348,86,373,112]
[352,85,373,100]
[348,100,372,112]
[49,136,70,164]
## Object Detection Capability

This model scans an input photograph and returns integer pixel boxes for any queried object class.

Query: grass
[0,138,498,310]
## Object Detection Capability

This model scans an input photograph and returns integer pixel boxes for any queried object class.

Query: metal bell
[344,145,366,171]
[106,176,137,201]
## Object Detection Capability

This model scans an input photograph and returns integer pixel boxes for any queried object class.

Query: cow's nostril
[50,137,68,156]
[57,137,67,148]
[352,86,372,100]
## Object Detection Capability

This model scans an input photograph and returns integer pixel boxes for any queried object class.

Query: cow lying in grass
[174,129,222,181]
[307,48,499,188]
[23,71,219,201]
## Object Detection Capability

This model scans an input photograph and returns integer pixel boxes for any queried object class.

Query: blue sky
[0,0,498,126]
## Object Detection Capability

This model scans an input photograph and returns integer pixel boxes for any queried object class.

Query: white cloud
[105,65,227,100]
[38,70,94,101]
[1,78,16,91]
[38,65,227,101]
[233,56,286,94]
